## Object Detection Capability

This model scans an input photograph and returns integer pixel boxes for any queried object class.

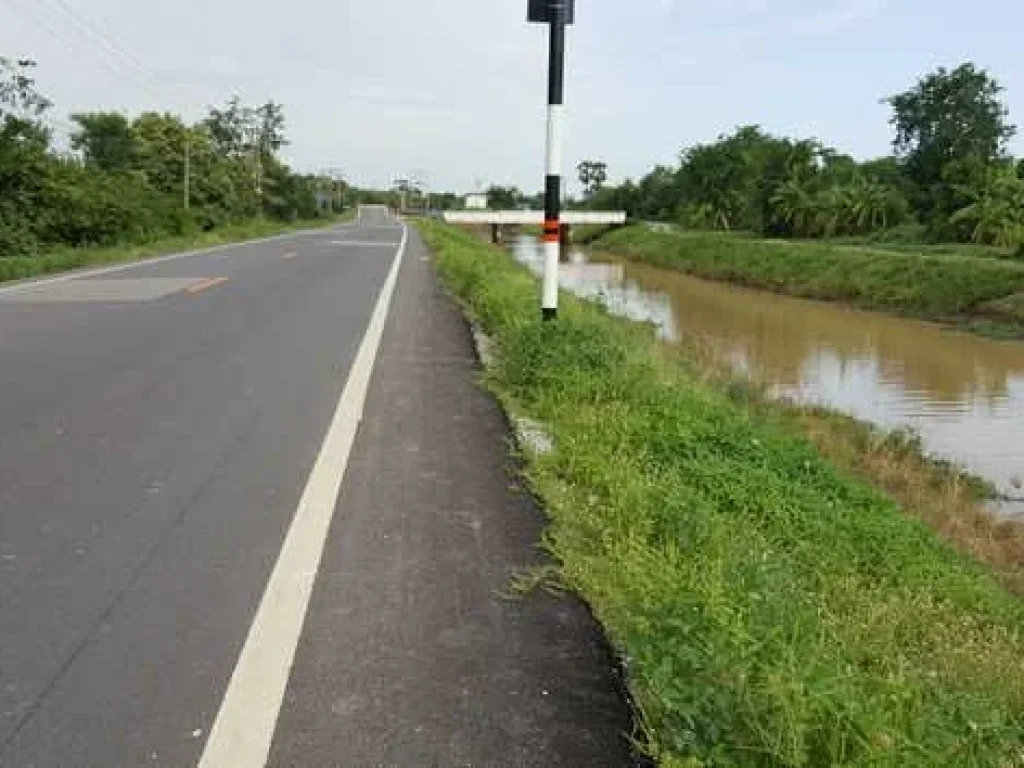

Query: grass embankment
[593,226,1024,336]
[420,220,1024,766]
[0,211,354,285]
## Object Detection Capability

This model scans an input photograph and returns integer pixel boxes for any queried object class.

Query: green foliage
[71,112,138,172]
[593,62,1021,250]
[350,187,400,209]
[427,191,461,211]
[0,57,50,119]
[948,163,1024,247]
[0,61,336,260]
[422,221,1024,766]
[486,184,526,210]
[769,175,910,238]
[592,124,913,241]
[887,63,1015,223]
[634,165,681,220]
[0,58,52,252]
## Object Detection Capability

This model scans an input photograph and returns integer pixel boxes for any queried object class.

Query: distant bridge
[443,210,626,226]
[443,210,626,245]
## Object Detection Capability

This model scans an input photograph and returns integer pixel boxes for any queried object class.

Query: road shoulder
[268,226,636,765]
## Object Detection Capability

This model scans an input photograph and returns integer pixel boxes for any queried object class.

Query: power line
[38,0,164,93]
[1,0,164,100]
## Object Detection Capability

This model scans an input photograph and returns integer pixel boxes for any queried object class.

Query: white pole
[541,104,563,319]
[540,7,567,321]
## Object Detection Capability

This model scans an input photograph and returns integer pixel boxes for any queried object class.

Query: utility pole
[183,133,191,211]
[324,167,346,212]
[529,0,574,321]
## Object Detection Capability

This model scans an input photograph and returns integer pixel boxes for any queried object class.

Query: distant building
[464,193,488,210]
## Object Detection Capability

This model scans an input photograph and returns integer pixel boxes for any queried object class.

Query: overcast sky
[2,0,1023,193]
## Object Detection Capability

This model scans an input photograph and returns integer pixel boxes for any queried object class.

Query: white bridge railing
[443,210,626,226]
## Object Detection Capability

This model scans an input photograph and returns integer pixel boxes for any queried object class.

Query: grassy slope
[0,211,354,284]
[594,226,1024,332]
[420,221,1024,767]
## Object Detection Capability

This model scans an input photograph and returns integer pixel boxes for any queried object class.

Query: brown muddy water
[514,236,1024,513]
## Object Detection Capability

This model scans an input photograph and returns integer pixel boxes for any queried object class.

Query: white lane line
[198,224,408,768]
[329,240,401,247]
[0,228,342,297]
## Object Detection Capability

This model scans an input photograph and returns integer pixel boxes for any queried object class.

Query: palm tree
[770,178,818,236]
[814,185,853,237]
[846,176,899,233]
[950,165,1024,247]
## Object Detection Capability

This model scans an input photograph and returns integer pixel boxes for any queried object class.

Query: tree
[886,63,1016,224]
[634,165,681,221]
[255,101,287,157]
[770,178,819,236]
[675,126,823,233]
[179,126,259,226]
[486,185,522,210]
[204,96,251,158]
[678,139,746,229]
[203,96,289,209]
[0,57,50,121]
[132,112,190,195]
[0,58,326,257]
[71,112,138,172]
[577,160,608,198]
[0,58,53,255]
[427,192,460,211]
[587,178,639,217]
[949,163,1024,247]
[845,176,906,233]
[262,159,318,221]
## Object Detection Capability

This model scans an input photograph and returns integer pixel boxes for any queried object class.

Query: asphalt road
[0,207,634,766]
[0,208,402,766]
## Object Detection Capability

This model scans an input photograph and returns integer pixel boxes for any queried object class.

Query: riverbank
[421,220,1024,766]
[593,226,1024,338]
[0,212,353,285]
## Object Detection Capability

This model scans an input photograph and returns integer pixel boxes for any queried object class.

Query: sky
[2,0,1024,194]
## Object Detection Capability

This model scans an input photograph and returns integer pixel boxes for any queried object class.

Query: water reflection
[514,236,1024,504]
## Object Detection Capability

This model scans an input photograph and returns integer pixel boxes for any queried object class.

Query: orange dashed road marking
[186,277,229,295]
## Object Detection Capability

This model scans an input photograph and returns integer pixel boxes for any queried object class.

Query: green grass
[827,226,1015,260]
[593,226,1024,336]
[420,220,1024,767]
[0,211,354,284]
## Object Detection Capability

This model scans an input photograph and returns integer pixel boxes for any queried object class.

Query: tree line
[582,63,1024,250]
[0,58,346,258]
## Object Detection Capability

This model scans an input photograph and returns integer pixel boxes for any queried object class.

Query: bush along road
[0,213,353,285]
[420,220,1024,766]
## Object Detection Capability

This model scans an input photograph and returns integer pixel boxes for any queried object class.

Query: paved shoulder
[268,226,635,765]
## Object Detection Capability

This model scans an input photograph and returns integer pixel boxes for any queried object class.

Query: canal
[514,235,1024,512]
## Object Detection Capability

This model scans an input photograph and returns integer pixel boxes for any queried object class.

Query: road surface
[0,207,633,766]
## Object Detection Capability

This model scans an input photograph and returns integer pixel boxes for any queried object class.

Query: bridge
[443,210,626,225]
[443,209,627,245]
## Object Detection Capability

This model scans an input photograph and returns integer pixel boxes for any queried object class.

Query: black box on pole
[528,0,574,24]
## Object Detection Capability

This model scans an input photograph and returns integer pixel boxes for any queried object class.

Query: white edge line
[198,221,408,768]
[0,225,347,297]
[329,240,401,248]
